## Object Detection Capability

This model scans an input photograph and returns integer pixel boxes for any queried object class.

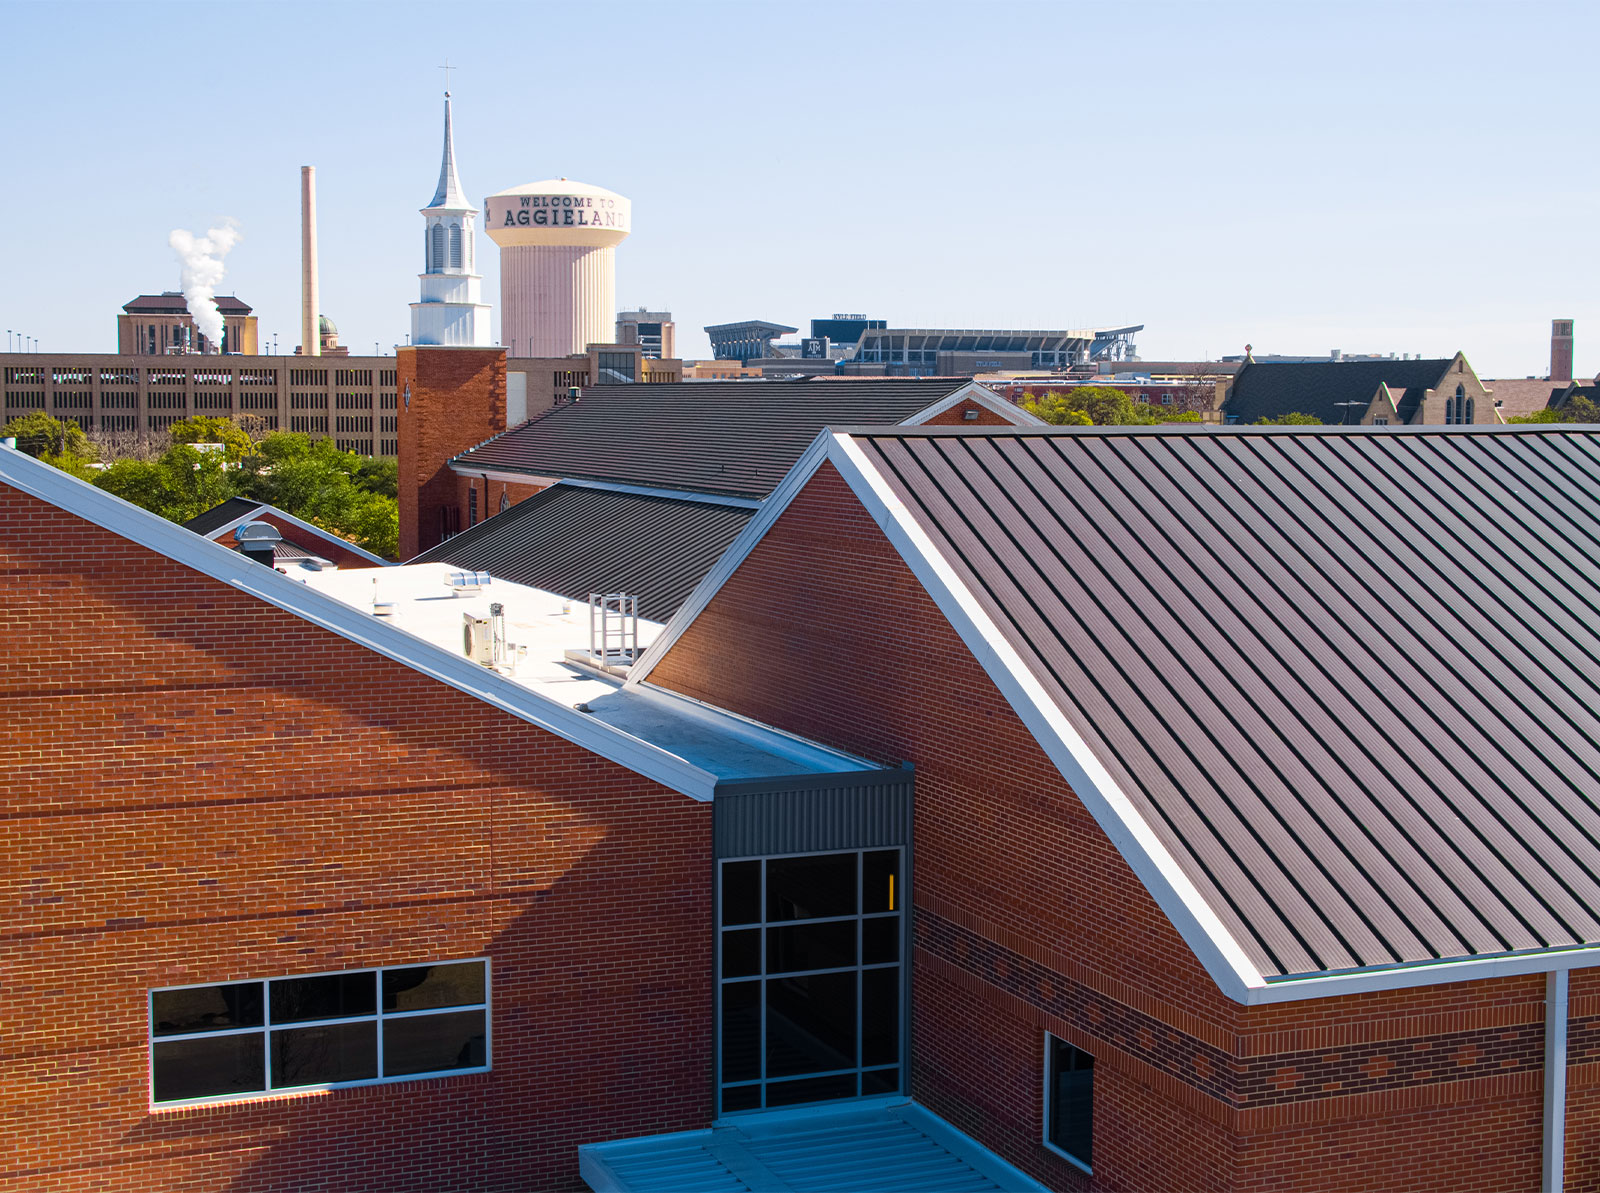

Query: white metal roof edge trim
[904,381,1047,427]
[201,504,392,566]
[624,430,835,688]
[826,431,1265,1003]
[1246,945,1600,1004]
[528,476,762,509]
[0,446,721,801]
[446,465,560,488]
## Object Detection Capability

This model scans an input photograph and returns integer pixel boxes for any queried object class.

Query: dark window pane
[383,962,484,1013]
[271,973,375,1024]
[766,854,856,922]
[722,929,760,979]
[152,1033,264,1102]
[862,968,899,1067]
[863,850,900,914]
[721,1083,762,1112]
[767,920,856,974]
[721,861,760,926]
[721,981,760,1083]
[862,1066,900,1095]
[766,1072,857,1107]
[1049,1040,1094,1166]
[152,984,264,1036]
[767,971,855,1078]
[863,917,899,965]
[271,1021,377,1087]
[382,1009,487,1077]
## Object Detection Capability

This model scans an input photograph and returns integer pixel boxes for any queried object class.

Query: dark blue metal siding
[714,770,913,859]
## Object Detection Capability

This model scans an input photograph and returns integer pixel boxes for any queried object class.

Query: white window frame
[148,959,491,1108]
[1042,1031,1094,1175]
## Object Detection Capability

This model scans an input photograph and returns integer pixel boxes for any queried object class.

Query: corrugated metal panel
[579,1100,1042,1192]
[411,484,753,622]
[453,380,969,499]
[714,770,912,858]
[848,425,1600,979]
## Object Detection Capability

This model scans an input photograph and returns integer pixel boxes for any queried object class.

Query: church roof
[1224,358,1456,425]
[424,92,473,212]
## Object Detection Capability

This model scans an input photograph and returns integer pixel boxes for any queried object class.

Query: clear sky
[6,0,1596,377]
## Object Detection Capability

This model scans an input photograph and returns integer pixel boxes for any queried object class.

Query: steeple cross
[439,59,455,94]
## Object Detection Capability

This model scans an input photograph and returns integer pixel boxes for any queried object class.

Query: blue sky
[6,0,1596,376]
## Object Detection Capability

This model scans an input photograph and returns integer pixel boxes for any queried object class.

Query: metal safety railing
[589,593,639,667]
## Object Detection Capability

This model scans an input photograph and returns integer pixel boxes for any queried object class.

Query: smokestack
[301,166,320,358]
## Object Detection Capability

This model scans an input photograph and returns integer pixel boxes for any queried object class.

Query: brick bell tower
[396,89,508,560]
[396,346,506,559]
[1552,318,1575,383]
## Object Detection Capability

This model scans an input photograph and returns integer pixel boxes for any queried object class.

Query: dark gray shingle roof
[181,497,264,537]
[847,424,1600,980]
[451,379,970,499]
[1224,358,1455,425]
[410,484,754,622]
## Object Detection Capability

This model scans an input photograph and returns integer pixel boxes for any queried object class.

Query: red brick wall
[454,475,550,531]
[919,397,1017,426]
[1,480,711,1192]
[645,460,1578,1190]
[398,347,507,559]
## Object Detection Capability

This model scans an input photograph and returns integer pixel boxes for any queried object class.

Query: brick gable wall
[397,346,507,559]
[645,460,1570,1190]
[918,396,1018,426]
[1,482,709,1192]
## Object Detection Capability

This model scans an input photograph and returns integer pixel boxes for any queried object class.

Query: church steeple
[411,90,491,347]
[425,91,471,212]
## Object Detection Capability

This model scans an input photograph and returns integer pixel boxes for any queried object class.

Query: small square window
[1045,1034,1093,1172]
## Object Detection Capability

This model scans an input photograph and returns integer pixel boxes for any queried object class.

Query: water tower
[483,180,631,358]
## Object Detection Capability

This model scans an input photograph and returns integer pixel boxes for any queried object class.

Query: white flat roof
[297,563,876,788]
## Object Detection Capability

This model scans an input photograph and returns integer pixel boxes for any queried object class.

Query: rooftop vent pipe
[234,521,282,568]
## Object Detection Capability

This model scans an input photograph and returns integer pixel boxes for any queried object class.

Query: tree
[1510,395,1600,424]
[237,432,399,557]
[1253,412,1323,426]
[170,415,254,462]
[93,443,237,523]
[1024,386,1204,427]
[3,412,94,460]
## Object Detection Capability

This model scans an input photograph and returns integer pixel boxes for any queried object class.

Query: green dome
[319,315,338,336]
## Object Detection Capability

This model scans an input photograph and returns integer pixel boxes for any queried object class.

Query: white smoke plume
[168,220,241,352]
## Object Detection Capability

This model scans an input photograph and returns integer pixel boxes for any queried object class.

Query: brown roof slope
[452,379,971,499]
[847,424,1600,980]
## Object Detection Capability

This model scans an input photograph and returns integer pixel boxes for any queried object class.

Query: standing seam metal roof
[845,425,1600,980]
[410,484,754,622]
[450,380,972,499]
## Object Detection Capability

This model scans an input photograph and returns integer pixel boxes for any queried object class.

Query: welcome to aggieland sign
[485,190,631,238]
